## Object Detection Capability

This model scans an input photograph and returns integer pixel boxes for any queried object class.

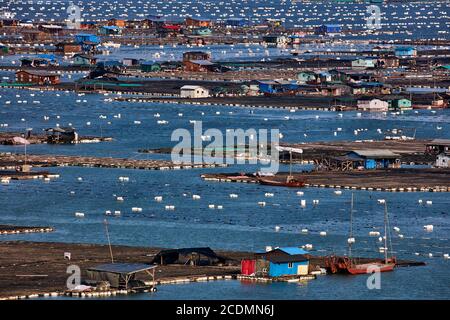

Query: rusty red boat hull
[258,178,306,187]
[346,262,395,275]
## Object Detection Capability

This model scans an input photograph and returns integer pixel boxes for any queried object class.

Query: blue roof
[101,26,121,30]
[278,247,309,255]
[188,16,211,22]
[396,47,415,51]
[76,33,97,37]
[37,54,56,61]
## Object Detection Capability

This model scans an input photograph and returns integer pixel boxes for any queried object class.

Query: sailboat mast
[384,202,388,263]
[349,193,353,257]
[289,151,292,177]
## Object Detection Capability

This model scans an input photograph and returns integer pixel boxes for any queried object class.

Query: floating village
[0,0,449,300]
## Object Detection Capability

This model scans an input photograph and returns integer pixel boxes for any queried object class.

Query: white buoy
[77,177,83,181]
[347,237,355,244]
[275,226,281,232]
[428,253,433,258]
[418,199,423,204]
[313,199,319,205]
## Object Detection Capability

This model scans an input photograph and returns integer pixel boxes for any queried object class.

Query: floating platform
[0,153,227,171]
[201,168,450,192]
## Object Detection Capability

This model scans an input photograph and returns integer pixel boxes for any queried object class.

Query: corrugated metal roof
[87,263,156,274]
[189,60,215,66]
[351,149,400,158]
[181,85,207,90]
[17,69,58,77]
[278,247,309,255]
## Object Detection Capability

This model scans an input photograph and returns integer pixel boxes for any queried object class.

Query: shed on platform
[85,263,156,289]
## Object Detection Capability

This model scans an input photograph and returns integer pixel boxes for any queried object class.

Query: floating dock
[201,169,450,192]
[0,153,227,171]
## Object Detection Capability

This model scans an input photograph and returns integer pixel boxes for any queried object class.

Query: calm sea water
[0,88,449,299]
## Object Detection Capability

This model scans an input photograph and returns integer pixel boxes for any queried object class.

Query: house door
[297,265,308,276]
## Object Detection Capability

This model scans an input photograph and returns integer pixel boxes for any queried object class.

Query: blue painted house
[225,18,249,27]
[346,150,401,170]
[258,80,299,95]
[99,26,122,35]
[75,33,100,45]
[394,47,416,57]
[315,24,341,35]
[254,247,310,277]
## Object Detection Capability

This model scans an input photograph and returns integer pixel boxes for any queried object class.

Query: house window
[288,262,293,268]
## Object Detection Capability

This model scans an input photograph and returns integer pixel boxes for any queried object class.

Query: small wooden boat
[257,148,306,187]
[258,176,306,188]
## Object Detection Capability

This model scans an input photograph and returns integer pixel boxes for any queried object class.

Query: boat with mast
[325,195,396,275]
[257,148,306,187]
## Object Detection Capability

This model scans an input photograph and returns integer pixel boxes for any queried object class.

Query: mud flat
[0,153,227,171]
[202,169,450,192]
[0,241,248,299]
[0,241,424,299]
